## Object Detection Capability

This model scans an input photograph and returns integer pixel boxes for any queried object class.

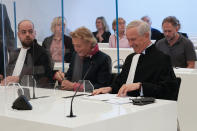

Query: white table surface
[0,87,177,131]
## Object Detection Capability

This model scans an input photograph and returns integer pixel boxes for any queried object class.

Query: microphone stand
[31,40,37,99]
[67,61,94,118]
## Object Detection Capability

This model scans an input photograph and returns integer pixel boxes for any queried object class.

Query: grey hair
[126,20,151,38]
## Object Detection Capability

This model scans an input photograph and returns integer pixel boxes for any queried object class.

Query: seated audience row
[141,15,188,42]
[92,16,130,48]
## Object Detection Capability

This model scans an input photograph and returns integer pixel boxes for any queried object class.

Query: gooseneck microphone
[67,61,94,118]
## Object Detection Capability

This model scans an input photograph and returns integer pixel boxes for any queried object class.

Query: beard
[21,38,34,48]
[166,34,176,42]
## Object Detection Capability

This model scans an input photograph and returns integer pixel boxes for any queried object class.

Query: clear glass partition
[0,0,15,82]
[0,0,196,92]
[0,0,117,104]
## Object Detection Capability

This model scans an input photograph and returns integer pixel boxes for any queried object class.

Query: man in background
[156,16,196,68]
[141,15,163,42]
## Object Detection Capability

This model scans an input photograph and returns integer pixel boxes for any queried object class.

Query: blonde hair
[51,16,66,33]
[112,17,126,31]
[70,27,97,46]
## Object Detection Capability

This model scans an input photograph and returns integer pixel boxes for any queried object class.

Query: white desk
[174,68,197,78]
[100,48,134,63]
[98,43,109,48]
[177,73,197,131]
[0,87,177,131]
[172,68,197,131]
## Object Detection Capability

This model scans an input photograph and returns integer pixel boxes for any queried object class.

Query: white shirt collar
[141,43,153,54]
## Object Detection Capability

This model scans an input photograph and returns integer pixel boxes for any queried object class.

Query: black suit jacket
[93,31,111,43]
[42,35,74,63]
[7,40,53,87]
[151,28,163,42]
[112,44,179,100]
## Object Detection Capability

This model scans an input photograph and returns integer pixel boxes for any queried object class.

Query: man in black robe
[0,20,52,87]
[93,20,179,100]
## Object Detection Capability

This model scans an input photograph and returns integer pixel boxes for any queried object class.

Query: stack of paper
[83,94,132,104]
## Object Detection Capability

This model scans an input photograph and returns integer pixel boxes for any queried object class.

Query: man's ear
[34,30,36,36]
[144,32,150,39]
[175,26,179,32]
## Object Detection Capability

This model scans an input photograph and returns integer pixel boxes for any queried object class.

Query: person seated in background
[0,20,53,87]
[93,20,179,101]
[42,16,74,64]
[54,27,112,90]
[109,17,129,48]
[141,15,163,42]
[156,16,196,68]
[93,16,111,43]
[176,19,188,38]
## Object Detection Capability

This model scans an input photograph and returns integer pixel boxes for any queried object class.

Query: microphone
[11,83,32,110]
[114,64,123,69]
[113,59,124,69]
[67,61,94,117]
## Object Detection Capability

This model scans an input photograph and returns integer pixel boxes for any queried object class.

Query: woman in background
[42,16,74,64]
[93,16,111,43]
[109,17,129,48]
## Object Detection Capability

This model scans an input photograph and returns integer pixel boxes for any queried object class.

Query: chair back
[177,74,197,131]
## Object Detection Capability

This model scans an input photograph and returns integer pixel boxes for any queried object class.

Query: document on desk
[83,94,132,104]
